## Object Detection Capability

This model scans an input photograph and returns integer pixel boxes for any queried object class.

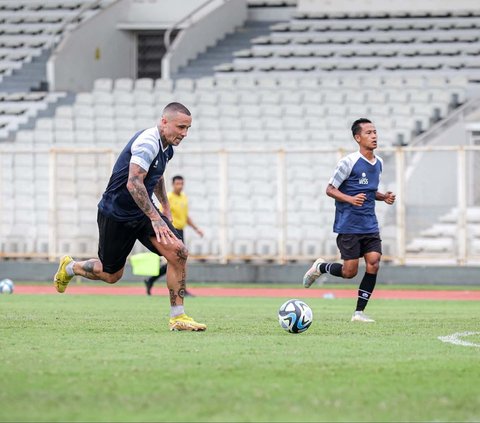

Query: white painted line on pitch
[438,331,480,348]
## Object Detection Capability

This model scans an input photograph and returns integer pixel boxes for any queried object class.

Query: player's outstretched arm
[153,176,172,221]
[126,163,176,244]
[187,216,204,237]
[326,184,366,207]
[375,191,396,205]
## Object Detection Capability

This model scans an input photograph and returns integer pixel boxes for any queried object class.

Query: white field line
[438,331,480,348]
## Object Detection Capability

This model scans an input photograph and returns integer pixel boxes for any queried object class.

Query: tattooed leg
[73,259,123,284]
[164,244,188,306]
[169,288,178,306]
[147,235,189,306]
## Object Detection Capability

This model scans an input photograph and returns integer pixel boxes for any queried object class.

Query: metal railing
[163,0,220,52]
[1,145,480,265]
[410,98,480,147]
[161,0,240,79]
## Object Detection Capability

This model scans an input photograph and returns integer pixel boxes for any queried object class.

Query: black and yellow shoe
[53,255,74,293]
[169,314,206,331]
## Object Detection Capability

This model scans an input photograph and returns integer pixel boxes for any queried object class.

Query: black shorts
[175,229,184,242]
[97,210,181,274]
[336,232,382,260]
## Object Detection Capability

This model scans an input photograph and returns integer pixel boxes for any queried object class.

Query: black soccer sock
[356,272,377,311]
[319,262,343,277]
[146,265,168,285]
[159,264,167,278]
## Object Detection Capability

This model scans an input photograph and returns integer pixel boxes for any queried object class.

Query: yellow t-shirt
[167,191,188,230]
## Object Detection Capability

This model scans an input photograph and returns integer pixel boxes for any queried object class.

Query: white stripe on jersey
[130,126,160,172]
[329,152,383,189]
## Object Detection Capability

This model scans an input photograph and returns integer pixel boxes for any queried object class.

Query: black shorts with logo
[97,210,181,274]
[336,232,382,260]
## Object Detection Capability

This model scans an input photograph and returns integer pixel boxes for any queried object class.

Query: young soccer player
[53,102,206,331]
[303,118,396,322]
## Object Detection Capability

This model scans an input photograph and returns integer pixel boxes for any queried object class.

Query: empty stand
[405,207,480,257]
[4,72,468,258]
[19,75,467,148]
[0,0,115,85]
[0,91,66,138]
[1,3,479,262]
[209,14,480,75]
[0,0,116,140]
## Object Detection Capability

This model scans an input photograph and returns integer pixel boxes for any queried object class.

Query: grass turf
[0,294,479,422]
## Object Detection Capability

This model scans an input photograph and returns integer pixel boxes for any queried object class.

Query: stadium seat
[93,78,113,92]
[114,78,134,92]
[93,92,114,105]
[114,92,134,105]
[33,127,54,143]
[406,237,454,253]
[195,77,215,91]
[134,78,154,92]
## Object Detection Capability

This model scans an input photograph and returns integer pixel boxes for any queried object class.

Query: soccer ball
[0,278,14,294]
[278,299,313,334]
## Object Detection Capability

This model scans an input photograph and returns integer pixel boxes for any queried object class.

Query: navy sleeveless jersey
[329,151,383,234]
[98,126,174,221]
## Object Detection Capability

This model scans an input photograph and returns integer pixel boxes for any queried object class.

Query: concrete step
[191,57,235,64]
[0,48,50,92]
[205,46,250,52]
[174,20,276,78]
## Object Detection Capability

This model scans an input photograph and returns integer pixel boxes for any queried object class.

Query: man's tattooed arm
[153,176,171,218]
[154,176,172,220]
[153,176,168,205]
[126,163,162,221]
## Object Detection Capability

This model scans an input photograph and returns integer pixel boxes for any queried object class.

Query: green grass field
[1,294,479,422]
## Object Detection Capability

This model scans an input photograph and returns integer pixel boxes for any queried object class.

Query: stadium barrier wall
[48,0,135,92]
[1,145,480,266]
[48,0,215,91]
[122,0,211,26]
[1,261,480,285]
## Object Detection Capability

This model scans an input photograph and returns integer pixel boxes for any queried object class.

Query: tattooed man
[53,102,206,331]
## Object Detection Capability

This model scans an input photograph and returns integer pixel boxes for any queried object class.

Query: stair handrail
[163,0,224,52]
[409,97,480,147]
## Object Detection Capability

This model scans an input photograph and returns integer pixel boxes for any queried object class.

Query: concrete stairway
[0,49,50,92]
[175,21,275,79]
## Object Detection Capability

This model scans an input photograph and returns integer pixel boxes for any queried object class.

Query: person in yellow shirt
[144,175,203,295]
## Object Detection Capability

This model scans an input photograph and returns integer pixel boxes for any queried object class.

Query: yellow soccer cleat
[54,255,74,293]
[169,314,207,332]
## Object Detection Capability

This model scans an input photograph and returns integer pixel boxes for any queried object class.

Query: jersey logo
[153,160,158,169]
[359,172,369,185]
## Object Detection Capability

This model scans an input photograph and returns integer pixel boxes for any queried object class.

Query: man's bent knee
[342,269,358,279]
[366,260,380,274]
[104,269,123,284]
[175,244,189,262]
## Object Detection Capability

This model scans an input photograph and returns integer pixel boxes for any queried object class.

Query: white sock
[170,305,185,317]
[65,261,75,276]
